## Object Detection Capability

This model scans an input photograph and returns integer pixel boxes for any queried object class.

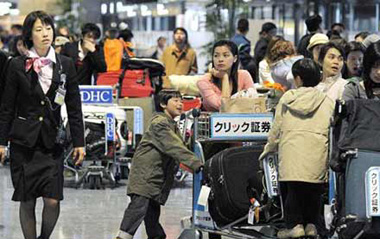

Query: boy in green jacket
[116,89,203,239]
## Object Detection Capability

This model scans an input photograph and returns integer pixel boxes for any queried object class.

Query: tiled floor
[0,166,193,239]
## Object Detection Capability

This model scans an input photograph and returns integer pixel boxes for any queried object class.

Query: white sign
[210,113,273,140]
[79,86,113,105]
[366,167,380,218]
[264,154,279,198]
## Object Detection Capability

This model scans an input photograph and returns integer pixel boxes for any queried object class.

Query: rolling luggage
[97,69,153,98]
[203,145,264,227]
[182,96,202,111]
[331,100,380,239]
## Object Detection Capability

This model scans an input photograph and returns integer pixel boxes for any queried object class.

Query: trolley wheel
[95,176,102,189]
[121,165,129,179]
[89,175,96,190]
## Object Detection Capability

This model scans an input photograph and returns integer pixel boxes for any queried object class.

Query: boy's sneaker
[305,223,318,237]
[277,224,305,239]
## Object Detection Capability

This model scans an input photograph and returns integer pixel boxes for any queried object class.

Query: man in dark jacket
[231,19,251,69]
[254,22,277,68]
[61,23,107,85]
[116,90,202,239]
[297,15,322,58]
[231,18,257,82]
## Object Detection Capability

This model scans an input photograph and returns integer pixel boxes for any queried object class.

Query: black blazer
[0,54,85,149]
[60,41,107,85]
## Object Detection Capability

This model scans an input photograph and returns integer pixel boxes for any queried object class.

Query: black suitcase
[204,145,264,227]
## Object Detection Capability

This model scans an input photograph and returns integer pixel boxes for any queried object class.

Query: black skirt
[9,142,64,202]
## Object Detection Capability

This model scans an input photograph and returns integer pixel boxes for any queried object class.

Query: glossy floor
[0,166,193,239]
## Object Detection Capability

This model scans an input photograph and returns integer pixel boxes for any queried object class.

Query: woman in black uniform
[0,11,85,239]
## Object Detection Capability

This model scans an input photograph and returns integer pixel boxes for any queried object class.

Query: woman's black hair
[22,11,56,49]
[81,23,101,40]
[318,42,346,66]
[292,58,322,87]
[157,89,182,112]
[10,35,25,56]
[363,41,380,98]
[211,40,240,95]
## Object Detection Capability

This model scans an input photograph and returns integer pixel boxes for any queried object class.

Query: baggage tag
[54,74,66,106]
[248,199,260,225]
[248,206,255,225]
[197,185,211,207]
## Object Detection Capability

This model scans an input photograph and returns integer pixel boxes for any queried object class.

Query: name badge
[54,73,67,105]
[54,87,66,105]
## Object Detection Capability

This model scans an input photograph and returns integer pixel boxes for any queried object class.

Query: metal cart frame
[179,111,284,239]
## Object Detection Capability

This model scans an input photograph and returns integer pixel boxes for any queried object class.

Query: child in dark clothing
[116,89,203,239]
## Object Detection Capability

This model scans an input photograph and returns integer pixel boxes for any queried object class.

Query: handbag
[220,88,266,113]
[220,97,266,113]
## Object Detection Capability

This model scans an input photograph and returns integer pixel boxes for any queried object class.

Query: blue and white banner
[105,113,115,142]
[79,86,113,105]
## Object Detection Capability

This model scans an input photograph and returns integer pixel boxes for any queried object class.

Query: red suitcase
[182,96,202,111]
[97,69,153,98]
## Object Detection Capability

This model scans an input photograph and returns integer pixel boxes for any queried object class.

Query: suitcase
[204,145,264,227]
[97,69,153,98]
[182,96,201,111]
[334,150,380,239]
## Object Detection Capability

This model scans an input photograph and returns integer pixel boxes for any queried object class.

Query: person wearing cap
[254,22,277,69]
[54,36,70,54]
[161,27,198,88]
[355,32,370,43]
[297,15,322,58]
[307,33,329,64]
[361,34,380,50]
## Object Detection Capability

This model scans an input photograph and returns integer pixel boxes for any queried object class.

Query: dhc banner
[105,112,115,142]
[79,86,113,105]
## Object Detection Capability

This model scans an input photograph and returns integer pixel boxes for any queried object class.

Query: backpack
[103,38,124,71]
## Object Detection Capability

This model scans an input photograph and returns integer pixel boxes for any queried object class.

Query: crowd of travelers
[0,9,380,239]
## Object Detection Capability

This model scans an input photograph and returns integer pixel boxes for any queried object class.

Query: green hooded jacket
[127,112,202,205]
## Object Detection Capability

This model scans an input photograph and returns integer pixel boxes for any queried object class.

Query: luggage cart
[179,110,285,239]
[62,86,144,188]
[327,100,380,239]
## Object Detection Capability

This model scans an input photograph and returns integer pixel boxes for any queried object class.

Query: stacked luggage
[203,145,264,227]
[330,99,380,239]
[97,57,165,99]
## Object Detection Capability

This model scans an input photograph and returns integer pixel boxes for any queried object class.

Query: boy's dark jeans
[119,194,166,239]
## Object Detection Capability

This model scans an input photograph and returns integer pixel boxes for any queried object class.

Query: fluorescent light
[101,3,107,15]
[110,2,114,14]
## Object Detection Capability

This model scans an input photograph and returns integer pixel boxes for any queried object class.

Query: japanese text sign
[210,113,273,140]
[366,167,380,218]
